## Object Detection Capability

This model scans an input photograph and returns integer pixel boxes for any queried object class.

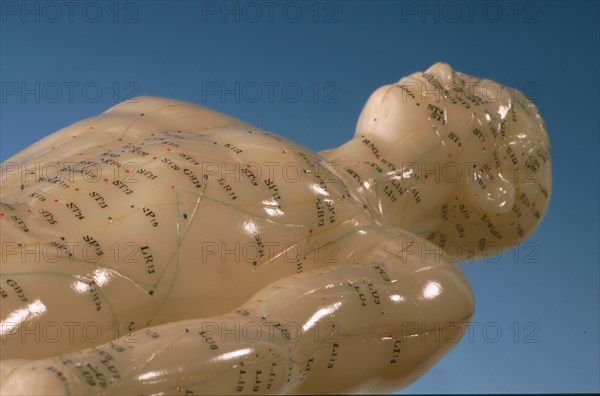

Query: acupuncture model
[0,63,551,394]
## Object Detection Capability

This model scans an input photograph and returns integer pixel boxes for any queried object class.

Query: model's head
[353,63,551,261]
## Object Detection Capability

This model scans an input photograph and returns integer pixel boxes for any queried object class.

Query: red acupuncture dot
[152,156,157,160]
[240,361,244,367]
[103,178,108,182]
[75,188,80,191]
[166,148,171,151]
[54,199,59,202]
[171,185,175,189]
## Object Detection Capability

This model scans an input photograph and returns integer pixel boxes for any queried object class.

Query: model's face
[351,63,550,260]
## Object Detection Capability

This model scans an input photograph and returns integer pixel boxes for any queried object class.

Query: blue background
[1,0,598,393]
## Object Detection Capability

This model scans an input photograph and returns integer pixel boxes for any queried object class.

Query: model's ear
[465,163,516,215]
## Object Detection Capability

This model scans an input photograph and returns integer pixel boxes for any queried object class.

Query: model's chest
[1,129,368,293]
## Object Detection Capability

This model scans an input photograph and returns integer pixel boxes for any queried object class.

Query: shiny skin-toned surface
[0,63,550,394]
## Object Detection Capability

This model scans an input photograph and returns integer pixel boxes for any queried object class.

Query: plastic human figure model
[0,63,551,394]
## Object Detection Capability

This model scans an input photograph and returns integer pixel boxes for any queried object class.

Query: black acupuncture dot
[183,213,188,220]
[149,290,155,296]
[140,113,145,116]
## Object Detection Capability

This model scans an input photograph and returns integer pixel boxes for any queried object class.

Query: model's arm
[0,231,473,395]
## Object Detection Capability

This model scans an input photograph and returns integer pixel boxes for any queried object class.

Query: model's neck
[321,135,432,232]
